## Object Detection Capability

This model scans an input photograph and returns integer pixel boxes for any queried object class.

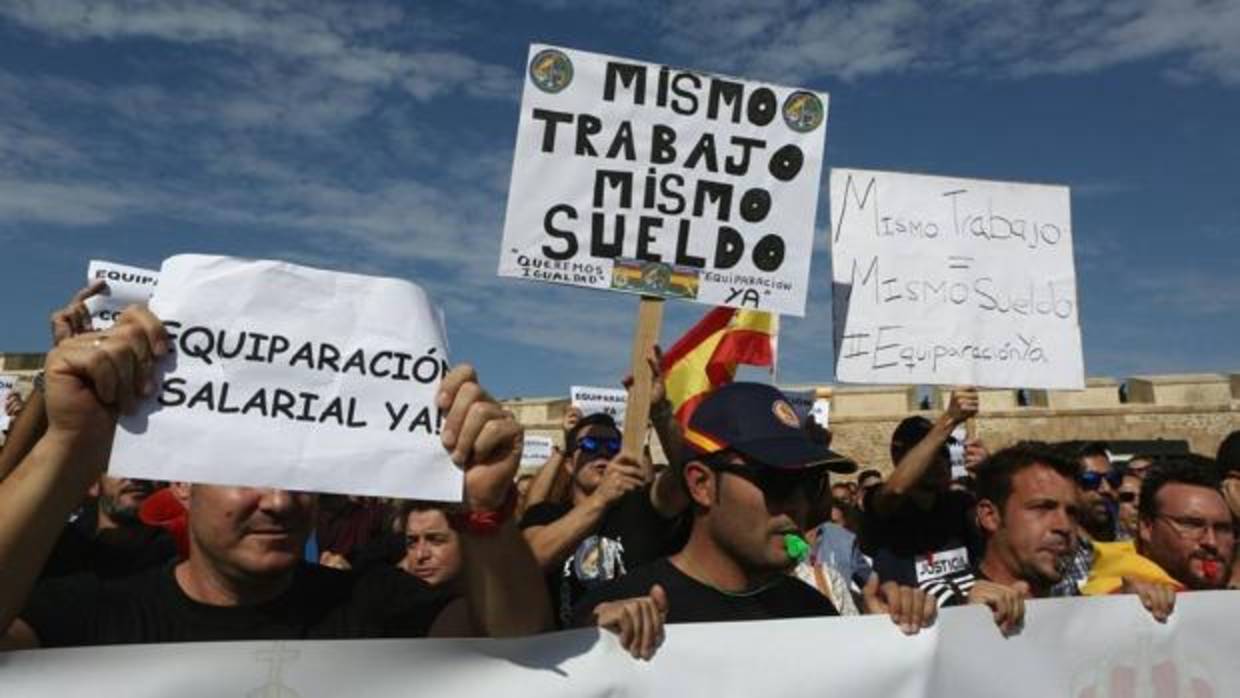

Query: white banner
[521,433,555,467]
[4,592,1237,697]
[499,44,829,316]
[570,385,627,427]
[84,259,160,330]
[109,254,462,501]
[829,168,1084,389]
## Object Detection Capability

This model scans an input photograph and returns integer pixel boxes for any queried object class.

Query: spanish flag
[661,307,778,425]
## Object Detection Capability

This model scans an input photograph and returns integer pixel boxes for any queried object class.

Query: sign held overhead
[829,168,1084,389]
[110,255,462,501]
[499,44,830,316]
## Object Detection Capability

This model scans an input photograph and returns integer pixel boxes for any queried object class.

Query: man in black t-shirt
[40,476,178,580]
[573,383,864,656]
[0,307,552,650]
[862,391,987,607]
[520,412,688,626]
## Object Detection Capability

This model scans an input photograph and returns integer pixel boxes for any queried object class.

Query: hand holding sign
[43,306,168,446]
[946,387,979,425]
[3,391,21,418]
[49,280,107,347]
[439,364,523,512]
[621,344,667,408]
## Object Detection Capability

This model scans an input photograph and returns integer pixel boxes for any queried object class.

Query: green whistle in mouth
[784,533,810,563]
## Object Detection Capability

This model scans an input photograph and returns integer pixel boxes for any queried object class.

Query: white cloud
[652,0,1240,86]
[0,0,519,106]
[0,179,136,225]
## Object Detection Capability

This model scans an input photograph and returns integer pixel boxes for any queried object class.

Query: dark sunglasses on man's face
[1079,470,1123,491]
[710,458,826,503]
[576,435,621,458]
[1117,491,1138,504]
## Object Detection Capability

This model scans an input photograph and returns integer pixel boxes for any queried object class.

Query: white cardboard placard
[829,168,1084,389]
[520,434,555,467]
[570,385,628,428]
[84,259,160,330]
[109,255,462,501]
[499,44,829,316]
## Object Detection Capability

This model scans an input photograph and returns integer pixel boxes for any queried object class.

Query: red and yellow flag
[660,307,778,426]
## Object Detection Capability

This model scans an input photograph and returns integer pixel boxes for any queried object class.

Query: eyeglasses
[576,435,621,458]
[1117,492,1138,504]
[1079,470,1124,491]
[1155,514,1235,543]
[709,456,826,503]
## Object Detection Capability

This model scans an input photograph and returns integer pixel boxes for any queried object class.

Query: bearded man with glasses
[520,412,690,627]
[1135,458,1234,593]
[1078,457,1229,622]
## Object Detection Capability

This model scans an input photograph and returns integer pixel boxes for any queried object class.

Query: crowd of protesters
[0,283,1237,663]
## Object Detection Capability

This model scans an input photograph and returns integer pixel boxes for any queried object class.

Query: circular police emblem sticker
[782,91,824,133]
[529,49,573,94]
[772,400,800,428]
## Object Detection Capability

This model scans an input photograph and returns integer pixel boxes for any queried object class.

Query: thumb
[1011,581,1032,599]
[650,584,669,615]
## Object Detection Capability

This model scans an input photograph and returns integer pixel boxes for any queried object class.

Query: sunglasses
[1079,470,1124,491]
[709,457,826,503]
[576,435,621,458]
[1117,491,1138,504]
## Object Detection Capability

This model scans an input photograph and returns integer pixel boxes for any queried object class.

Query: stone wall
[4,351,1236,476]
[505,373,1240,477]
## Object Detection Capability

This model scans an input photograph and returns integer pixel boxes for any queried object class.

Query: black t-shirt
[21,560,453,647]
[520,486,688,626]
[859,488,982,606]
[40,508,178,580]
[571,558,839,626]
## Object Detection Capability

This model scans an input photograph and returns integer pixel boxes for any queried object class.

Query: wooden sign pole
[621,295,665,476]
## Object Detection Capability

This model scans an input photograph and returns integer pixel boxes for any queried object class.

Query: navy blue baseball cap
[684,383,856,473]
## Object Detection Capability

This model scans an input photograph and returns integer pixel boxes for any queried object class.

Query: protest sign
[570,385,628,427]
[84,259,160,330]
[6,592,1238,698]
[109,255,461,501]
[521,433,555,467]
[829,169,1084,389]
[0,374,16,432]
[499,44,830,317]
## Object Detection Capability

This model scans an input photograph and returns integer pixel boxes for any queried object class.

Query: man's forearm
[650,400,683,471]
[0,430,109,634]
[523,497,607,570]
[878,415,957,509]
[524,450,564,509]
[0,390,49,483]
[462,521,553,637]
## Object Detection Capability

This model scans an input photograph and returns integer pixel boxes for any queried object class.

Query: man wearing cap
[573,384,941,640]
[520,412,689,626]
[859,389,988,608]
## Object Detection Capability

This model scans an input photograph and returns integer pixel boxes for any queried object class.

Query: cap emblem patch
[772,400,800,428]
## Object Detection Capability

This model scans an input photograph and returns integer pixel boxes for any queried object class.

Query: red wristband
[450,487,518,536]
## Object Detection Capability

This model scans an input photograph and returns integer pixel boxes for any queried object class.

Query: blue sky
[1,0,1236,399]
